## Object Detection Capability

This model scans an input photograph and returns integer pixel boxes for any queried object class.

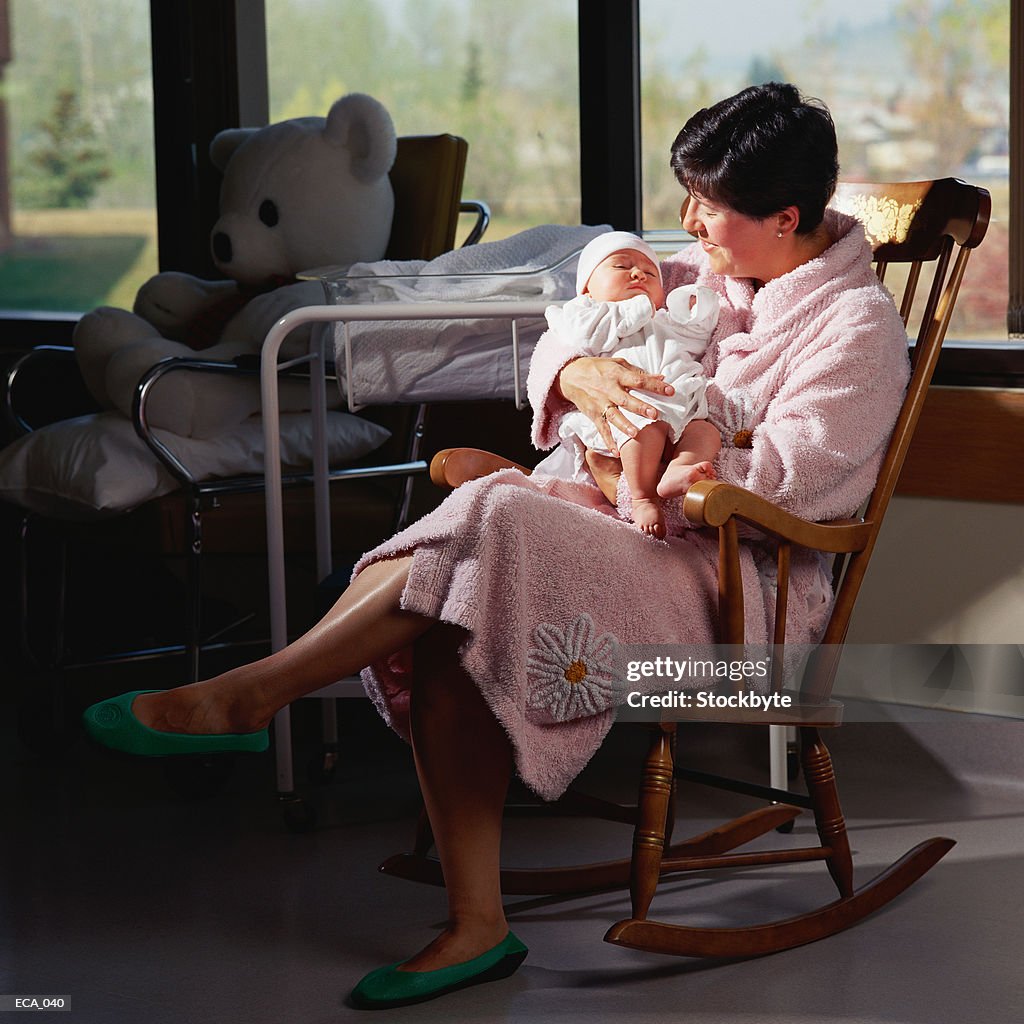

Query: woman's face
[682,193,781,282]
[584,249,666,308]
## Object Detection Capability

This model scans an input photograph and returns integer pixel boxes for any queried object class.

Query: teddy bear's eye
[259,199,279,227]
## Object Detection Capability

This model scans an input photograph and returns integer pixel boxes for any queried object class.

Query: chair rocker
[378,178,991,959]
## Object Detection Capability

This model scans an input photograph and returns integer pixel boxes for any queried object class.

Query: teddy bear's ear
[324,93,397,185]
[209,128,259,172]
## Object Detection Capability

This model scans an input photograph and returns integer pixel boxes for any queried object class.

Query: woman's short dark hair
[670,82,839,234]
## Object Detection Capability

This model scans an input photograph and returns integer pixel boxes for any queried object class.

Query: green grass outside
[0,209,158,314]
[0,208,530,316]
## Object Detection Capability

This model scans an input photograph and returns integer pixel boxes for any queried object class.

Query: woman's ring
[601,403,616,421]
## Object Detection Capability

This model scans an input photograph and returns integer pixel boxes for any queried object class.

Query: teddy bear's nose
[212,232,233,264]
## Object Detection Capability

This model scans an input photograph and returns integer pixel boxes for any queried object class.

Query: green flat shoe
[82,690,269,757]
[349,931,528,1010]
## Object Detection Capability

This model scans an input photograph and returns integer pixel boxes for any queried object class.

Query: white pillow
[0,410,390,520]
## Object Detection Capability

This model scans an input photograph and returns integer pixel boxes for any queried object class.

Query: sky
[640,0,899,68]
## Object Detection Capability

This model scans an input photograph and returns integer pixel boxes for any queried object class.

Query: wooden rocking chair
[381,178,991,958]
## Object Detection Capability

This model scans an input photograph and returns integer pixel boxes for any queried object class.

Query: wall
[848,494,1024,787]
[851,495,1024,645]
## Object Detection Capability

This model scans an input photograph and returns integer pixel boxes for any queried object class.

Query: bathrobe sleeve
[660,247,703,293]
[717,285,911,523]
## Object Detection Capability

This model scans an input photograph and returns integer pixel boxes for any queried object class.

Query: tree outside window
[0,0,156,314]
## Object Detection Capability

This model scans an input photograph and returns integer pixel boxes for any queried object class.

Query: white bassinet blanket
[334,224,610,406]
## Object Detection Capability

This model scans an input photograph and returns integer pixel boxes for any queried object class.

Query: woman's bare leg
[135,560,513,972]
[398,624,513,972]
[132,555,430,735]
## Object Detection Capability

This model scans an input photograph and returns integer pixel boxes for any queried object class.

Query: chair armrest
[132,356,261,485]
[3,345,100,437]
[682,480,872,555]
[133,357,429,496]
[459,200,491,247]
[430,447,530,489]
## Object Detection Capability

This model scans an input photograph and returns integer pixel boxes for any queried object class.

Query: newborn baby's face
[584,249,666,309]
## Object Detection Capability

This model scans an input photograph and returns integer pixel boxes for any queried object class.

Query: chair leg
[629,724,676,921]
[665,730,678,845]
[19,516,68,673]
[185,495,203,684]
[800,726,854,898]
[18,516,39,670]
[606,723,953,958]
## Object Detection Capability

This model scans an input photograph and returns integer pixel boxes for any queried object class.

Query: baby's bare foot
[630,496,666,539]
[133,682,269,736]
[657,460,716,499]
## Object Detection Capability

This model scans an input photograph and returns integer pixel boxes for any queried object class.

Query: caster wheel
[17,694,81,756]
[776,817,796,834]
[306,751,338,786]
[162,754,235,800]
[281,796,318,833]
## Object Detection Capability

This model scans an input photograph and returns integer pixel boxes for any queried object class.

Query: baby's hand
[667,285,720,331]
[665,286,698,323]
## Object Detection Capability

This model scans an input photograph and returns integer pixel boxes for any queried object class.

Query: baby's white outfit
[551,284,719,474]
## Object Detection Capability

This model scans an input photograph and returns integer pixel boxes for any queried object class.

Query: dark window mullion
[577,0,641,231]
[1010,0,1023,336]
[149,0,247,277]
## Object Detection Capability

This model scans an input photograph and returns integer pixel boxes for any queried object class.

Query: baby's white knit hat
[575,230,661,294]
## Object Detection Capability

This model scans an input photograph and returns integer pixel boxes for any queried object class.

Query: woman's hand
[557,356,675,454]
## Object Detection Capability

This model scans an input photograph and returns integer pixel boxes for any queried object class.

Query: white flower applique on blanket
[526,613,620,723]
[722,389,758,449]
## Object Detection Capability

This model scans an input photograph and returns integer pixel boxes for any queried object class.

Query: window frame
[1010,0,1023,336]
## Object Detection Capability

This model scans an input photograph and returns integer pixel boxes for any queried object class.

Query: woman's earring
[776,230,784,238]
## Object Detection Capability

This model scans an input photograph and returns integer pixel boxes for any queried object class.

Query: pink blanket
[355,470,768,800]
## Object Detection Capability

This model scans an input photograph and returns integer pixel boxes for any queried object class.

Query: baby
[549,231,721,538]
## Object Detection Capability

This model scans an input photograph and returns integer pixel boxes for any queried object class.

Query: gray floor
[4,692,1023,1024]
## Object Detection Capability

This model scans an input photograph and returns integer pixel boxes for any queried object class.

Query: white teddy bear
[73,93,397,439]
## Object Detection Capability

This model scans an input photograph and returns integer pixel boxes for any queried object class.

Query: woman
[83,83,910,1009]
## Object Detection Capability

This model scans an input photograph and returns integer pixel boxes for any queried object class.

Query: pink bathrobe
[355,210,910,801]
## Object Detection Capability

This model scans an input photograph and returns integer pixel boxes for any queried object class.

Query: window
[264,0,581,241]
[0,0,157,315]
[1,0,1018,375]
[639,0,1011,342]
